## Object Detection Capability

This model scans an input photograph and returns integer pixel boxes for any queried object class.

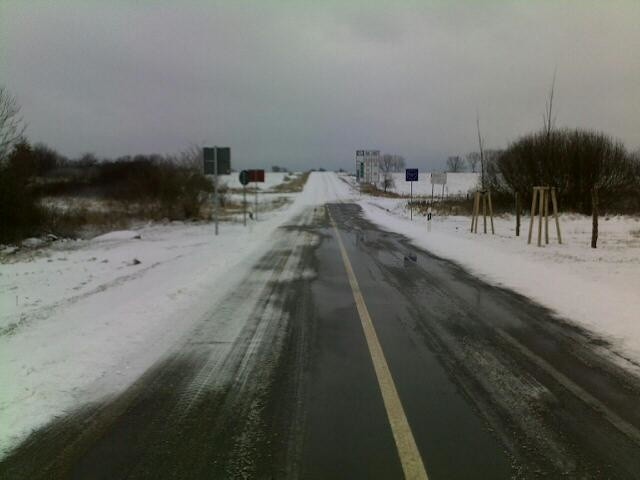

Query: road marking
[497,329,640,446]
[329,208,429,480]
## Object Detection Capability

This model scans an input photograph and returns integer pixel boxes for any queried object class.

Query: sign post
[431,172,447,204]
[405,168,418,220]
[243,169,265,221]
[204,146,231,236]
[239,170,250,226]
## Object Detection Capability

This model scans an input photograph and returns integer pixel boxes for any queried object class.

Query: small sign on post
[405,168,418,220]
[431,172,447,202]
[246,169,265,220]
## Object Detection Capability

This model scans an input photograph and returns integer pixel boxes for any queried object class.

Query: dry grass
[272,171,310,193]
[356,184,402,198]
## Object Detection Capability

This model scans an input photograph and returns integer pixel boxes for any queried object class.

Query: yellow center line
[328,208,429,480]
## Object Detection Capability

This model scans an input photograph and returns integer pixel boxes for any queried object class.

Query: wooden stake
[551,188,562,244]
[591,188,598,248]
[470,191,477,232]
[528,188,538,244]
[488,191,495,234]
[537,187,544,247]
[544,188,549,244]
[473,192,481,233]
[515,192,520,237]
[482,192,487,234]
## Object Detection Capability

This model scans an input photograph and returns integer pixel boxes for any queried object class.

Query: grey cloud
[1,1,638,171]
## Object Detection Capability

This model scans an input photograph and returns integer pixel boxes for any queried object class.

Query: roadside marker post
[405,169,418,220]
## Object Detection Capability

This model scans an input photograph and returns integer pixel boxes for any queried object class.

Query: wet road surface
[2,203,640,479]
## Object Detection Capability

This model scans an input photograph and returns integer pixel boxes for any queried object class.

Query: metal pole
[254,182,258,221]
[410,181,413,220]
[214,146,218,236]
[243,184,246,226]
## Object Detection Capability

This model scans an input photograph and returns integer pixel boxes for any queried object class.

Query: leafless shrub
[0,87,27,162]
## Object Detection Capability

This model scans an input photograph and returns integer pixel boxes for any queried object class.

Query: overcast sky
[1,1,639,171]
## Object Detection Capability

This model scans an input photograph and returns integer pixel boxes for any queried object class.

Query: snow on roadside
[357,193,640,367]
[92,230,142,241]
[0,172,350,456]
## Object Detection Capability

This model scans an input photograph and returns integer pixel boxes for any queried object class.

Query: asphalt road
[3,202,640,479]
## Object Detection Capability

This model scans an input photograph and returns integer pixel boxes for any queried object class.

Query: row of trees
[446,151,502,173]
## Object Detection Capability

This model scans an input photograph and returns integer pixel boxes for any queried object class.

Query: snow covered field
[0,172,352,456]
[355,189,640,370]
[380,172,479,197]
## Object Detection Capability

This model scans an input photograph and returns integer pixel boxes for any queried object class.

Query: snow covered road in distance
[2,172,640,479]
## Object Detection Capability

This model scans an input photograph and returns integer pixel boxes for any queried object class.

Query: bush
[488,129,639,214]
[93,156,212,219]
[1,145,215,243]
[0,145,45,243]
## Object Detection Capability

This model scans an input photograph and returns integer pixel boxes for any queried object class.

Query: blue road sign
[405,168,418,182]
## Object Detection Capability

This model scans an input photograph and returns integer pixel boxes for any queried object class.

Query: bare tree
[381,172,394,192]
[466,152,480,173]
[0,86,27,161]
[543,70,557,137]
[476,112,486,189]
[380,154,405,173]
[177,143,204,172]
[379,154,397,192]
[446,156,464,172]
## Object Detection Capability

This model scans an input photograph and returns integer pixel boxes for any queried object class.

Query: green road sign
[203,147,231,175]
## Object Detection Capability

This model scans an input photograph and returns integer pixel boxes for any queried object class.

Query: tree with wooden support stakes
[470,190,495,234]
[527,186,562,247]
[469,112,495,235]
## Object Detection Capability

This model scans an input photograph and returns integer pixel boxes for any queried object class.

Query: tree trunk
[591,188,598,249]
